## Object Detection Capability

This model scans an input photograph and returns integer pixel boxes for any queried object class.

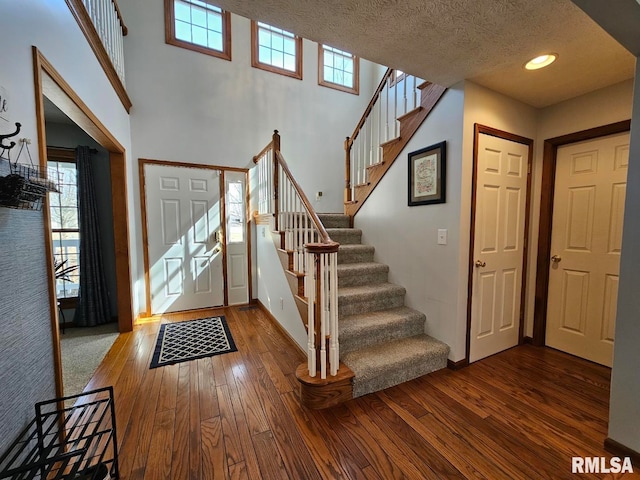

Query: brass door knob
[551,255,562,263]
[475,260,486,268]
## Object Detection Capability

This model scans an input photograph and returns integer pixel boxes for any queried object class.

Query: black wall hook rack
[0,122,21,151]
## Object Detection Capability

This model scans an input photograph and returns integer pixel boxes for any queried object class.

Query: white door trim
[466,124,534,364]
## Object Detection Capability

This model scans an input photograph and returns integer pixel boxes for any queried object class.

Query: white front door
[224,170,249,305]
[470,132,531,363]
[545,132,629,367]
[144,164,224,314]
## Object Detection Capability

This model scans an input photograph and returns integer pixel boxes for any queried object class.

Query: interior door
[545,132,629,367]
[224,171,249,305]
[145,164,224,314]
[469,132,531,363]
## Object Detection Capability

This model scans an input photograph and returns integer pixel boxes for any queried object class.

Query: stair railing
[344,68,423,203]
[254,131,340,378]
[80,0,127,84]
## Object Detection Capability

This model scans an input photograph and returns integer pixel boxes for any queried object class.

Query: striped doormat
[150,316,237,368]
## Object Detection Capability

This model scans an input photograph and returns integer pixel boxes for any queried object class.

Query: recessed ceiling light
[524,53,558,70]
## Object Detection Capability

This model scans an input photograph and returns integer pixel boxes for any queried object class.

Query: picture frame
[408,141,446,206]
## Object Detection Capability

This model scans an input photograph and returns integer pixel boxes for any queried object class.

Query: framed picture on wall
[408,141,446,206]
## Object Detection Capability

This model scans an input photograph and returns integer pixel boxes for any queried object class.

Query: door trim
[138,158,249,316]
[532,120,631,346]
[466,124,534,364]
[33,47,134,398]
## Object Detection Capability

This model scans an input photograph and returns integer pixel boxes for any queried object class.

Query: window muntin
[49,160,80,299]
[251,21,302,79]
[166,0,231,60]
[319,45,359,94]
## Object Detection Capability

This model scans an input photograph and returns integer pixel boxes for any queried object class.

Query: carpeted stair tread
[341,334,450,398]
[338,283,405,302]
[317,213,351,228]
[338,283,406,316]
[325,228,362,245]
[313,211,451,401]
[338,244,375,264]
[339,306,425,354]
[337,262,389,287]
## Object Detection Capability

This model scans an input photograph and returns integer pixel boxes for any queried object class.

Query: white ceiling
[213,0,636,108]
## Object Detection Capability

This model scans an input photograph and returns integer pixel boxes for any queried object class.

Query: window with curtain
[251,21,302,79]
[48,159,80,299]
[319,44,359,94]
[165,0,231,60]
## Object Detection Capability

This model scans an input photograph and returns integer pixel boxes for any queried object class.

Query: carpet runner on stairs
[317,213,450,398]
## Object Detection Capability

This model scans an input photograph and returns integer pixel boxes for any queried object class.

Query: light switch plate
[437,229,447,245]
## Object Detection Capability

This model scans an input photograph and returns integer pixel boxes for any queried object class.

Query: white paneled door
[145,164,224,314]
[470,132,531,363]
[545,132,629,367]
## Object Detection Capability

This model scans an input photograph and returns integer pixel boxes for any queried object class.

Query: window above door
[318,45,359,94]
[165,0,232,60]
[251,21,302,79]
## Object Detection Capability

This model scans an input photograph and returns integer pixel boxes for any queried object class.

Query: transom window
[48,159,80,299]
[319,45,359,94]
[165,0,231,60]
[251,21,302,79]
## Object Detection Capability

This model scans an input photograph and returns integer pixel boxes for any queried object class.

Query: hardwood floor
[87,306,639,479]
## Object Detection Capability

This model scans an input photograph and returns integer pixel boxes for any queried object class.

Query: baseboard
[604,438,640,468]
[256,299,306,358]
[447,358,468,370]
[523,336,534,344]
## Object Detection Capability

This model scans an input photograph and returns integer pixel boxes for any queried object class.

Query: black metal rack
[0,387,119,480]
[0,122,60,211]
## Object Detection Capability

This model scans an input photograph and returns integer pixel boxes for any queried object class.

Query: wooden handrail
[347,68,394,149]
[111,0,128,36]
[253,141,273,164]
[275,151,336,246]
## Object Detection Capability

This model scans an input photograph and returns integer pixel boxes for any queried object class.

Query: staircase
[318,213,449,398]
[255,68,451,408]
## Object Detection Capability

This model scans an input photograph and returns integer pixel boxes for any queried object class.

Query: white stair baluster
[306,251,316,376]
[320,253,327,379]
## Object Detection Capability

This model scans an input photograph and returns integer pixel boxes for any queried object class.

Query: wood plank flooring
[87,306,639,479]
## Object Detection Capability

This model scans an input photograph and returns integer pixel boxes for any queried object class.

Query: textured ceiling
[214,0,635,108]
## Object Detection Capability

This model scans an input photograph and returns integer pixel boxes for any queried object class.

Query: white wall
[255,224,307,350]
[0,0,131,450]
[120,0,382,313]
[355,85,466,359]
[608,61,640,453]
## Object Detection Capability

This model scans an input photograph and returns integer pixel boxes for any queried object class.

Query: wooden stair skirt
[345,82,447,217]
[295,362,355,409]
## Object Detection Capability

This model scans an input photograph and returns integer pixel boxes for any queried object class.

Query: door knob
[551,255,562,263]
[475,260,486,268]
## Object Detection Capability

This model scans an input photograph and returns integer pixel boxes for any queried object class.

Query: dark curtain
[73,146,111,327]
